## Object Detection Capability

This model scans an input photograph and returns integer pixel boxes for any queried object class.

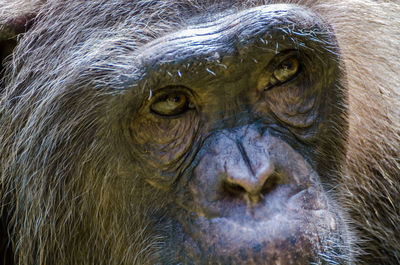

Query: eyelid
[149,86,191,104]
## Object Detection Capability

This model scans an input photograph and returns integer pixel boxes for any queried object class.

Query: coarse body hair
[0,0,399,264]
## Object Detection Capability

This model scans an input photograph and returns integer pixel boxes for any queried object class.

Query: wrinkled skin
[0,1,399,265]
[126,5,349,264]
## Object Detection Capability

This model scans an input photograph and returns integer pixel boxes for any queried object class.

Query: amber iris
[273,57,300,83]
[151,92,189,116]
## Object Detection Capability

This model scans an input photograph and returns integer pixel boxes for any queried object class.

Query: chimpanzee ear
[0,2,39,74]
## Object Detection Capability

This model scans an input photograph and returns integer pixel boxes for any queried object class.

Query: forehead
[137,4,324,64]
[125,4,333,89]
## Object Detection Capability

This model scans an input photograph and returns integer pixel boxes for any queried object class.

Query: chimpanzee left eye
[150,91,190,116]
[269,56,301,86]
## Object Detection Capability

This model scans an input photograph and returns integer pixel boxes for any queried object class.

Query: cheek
[129,112,199,169]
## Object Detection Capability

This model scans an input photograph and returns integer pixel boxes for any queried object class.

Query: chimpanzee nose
[220,135,280,204]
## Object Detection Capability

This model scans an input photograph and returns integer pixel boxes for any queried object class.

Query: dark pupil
[172,95,181,102]
[282,61,293,70]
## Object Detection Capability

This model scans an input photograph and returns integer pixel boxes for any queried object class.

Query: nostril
[221,171,285,200]
[222,181,246,197]
[260,172,284,195]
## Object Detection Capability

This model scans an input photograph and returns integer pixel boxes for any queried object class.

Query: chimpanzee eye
[151,91,190,116]
[269,57,300,86]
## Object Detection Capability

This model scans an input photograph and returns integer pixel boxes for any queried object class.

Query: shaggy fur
[0,0,399,264]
